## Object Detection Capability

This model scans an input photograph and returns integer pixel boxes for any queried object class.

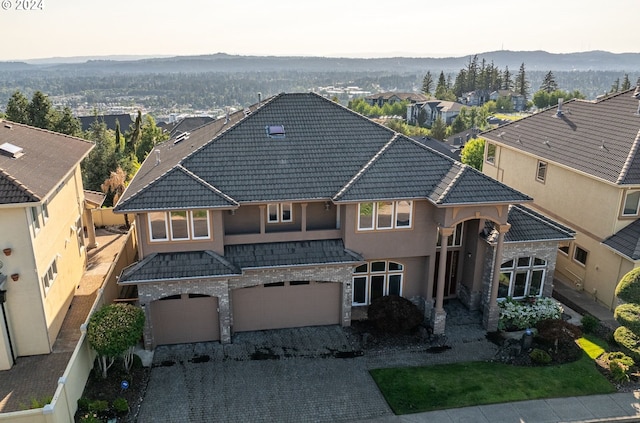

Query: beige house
[114,93,573,349]
[481,86,640,310]
[0,121,94,370]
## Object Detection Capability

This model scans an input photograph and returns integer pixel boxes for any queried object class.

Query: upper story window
[437,222,464,247]
[485,142,496,165]
[42,257,58,293]
[357,201,413,231]
[148,210,210,242]
[536,161,547,183]
[267,203,292,223]
[42,201,50,222]
[622,191,640,216]
[29,206,41,236]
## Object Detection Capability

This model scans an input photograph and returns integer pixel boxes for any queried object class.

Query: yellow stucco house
[0,120,94,370]
[481,85,640,310]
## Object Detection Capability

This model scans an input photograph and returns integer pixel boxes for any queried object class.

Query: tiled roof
[482,88,640,185]
[119,239,361,283]
[365,92,428,102]
[0,120,93,204]
[79,114,133,132]
[116,93,531,212]
[164,116,215,138]
[485,204,575,243]
[602,219,640,261]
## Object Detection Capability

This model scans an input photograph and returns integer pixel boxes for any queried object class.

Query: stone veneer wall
[137,264,354,348]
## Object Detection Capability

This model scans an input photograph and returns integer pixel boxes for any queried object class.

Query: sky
[1,0,639,61]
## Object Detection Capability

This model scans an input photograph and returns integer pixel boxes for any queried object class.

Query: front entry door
[433,250,459,299]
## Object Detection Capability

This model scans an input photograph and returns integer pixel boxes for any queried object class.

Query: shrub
[604,351,635,368]
[89,399,109,413]
[529,348,552,364]
[112,397,129,414]
[614,303,640,334]
[367,295,423,333]
[77,397,91,412]
[498,297,563,330]
[79,413,101,423]
[581,314,599,333]
[613,326,640,361]
[610,360,630,383]
[615,268,640,303]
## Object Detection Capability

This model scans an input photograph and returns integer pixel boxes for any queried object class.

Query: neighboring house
[0,120,94,370]
[412,136,462,161]
[79,113,134,132]
[445,127,480,154]
[365,92,428,107]
[114,93,572,349]
[158,116,215,139]
[460,90,491,107]
[481,85,640,310]
[489,90,527,112]
[407,100,464,127]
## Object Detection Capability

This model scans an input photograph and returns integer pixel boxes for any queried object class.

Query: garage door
[150,294,220,345]
[232,281,341,332]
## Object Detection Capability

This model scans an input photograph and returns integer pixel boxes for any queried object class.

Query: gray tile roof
[602,219,640,261]
[119,239,361,283]
[485,204,575,243]
[0,120,93,204]
[116,93,531,212]
[482,88,640,185]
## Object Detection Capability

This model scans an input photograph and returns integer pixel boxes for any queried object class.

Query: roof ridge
[332,133,400,201]
[0,167,40,202]
[176,165,239,206]
[617,129,640,184]
[435,164,467,204]
[1,119,94,146]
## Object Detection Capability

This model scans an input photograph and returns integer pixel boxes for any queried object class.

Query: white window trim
[622,191,640,217]
[148,212,169,242]
[485,142,496,165]
[169,211,190,240]
[42,257,59,293]
[29,206,41,236]
[498,256,547,299]
[267,203,293,223]
[190,210,211,240]
[42,201,50,223]
[357,201,413,231]
[351,260,404,305]
[536,161,547,183]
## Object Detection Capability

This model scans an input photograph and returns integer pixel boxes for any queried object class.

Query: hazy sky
[1,0,638,61]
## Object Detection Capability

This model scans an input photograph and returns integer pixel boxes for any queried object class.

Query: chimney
[155,149,161,166]
[258,92,262,103]
[556,98,564,117]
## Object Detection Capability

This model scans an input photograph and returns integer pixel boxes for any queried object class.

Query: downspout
[0,278,16,366]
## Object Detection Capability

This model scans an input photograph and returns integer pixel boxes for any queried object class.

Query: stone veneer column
[218,281,231,343]
[483,223,510,331]
[431,226,454,334]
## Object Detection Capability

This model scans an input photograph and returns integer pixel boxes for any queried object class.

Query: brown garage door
[150,294,220,345]
[232,281,341,332]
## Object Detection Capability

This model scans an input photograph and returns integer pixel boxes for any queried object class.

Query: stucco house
[365,92,428,107]
[407,100,464,127]
[481,85,640,310]
[0,120,95,370]
[114,93,573,349]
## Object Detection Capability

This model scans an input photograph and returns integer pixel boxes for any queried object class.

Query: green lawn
[370,336,615,415]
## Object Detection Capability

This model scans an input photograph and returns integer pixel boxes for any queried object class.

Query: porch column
[83,207,98,249]
[483,223,511,331]
[301,203,307,233]
[218,280,232,344]
[259,205,266,234]
[431,226,454,334]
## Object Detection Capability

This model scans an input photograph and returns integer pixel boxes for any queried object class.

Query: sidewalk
[0,229,126,413]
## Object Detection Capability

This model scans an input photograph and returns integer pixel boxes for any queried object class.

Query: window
[536,161,547,183]
[437,222,464,247]
[573,246,588,266]
[485,142,496,164]
[267,203,292,223]
[149,210,210,242]
[42,201,50,222]
[352,261,404,305]
[30,206,41,235]
[75,216,85,251]
[558,245,570,256]
[42,258,58,292]
[497,256,547,299]
[357,201,413,231]
[623,191,640,216]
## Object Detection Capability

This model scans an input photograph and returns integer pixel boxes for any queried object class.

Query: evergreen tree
[435,71,448,100]
[466,55,479,92]
[453,69,468,97]
[27,91,54,130]
[610,78,620,93]
[52,107,82,136]
[422,71,434,95]
[514,63,530,100]
[622,74,631,91]
[5,91,29,124]
[540,71,558,93]
[460,138,485,171]
[115,120,124,153]
[502,66,513,91]
[430,116,446,140]
[136,115,169,162]
[125,110,142,156]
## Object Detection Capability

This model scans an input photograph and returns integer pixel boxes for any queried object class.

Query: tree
[429,116,446,140]
[136,115,168,162]
[614,268,640,361]
[460,138,485,171]
[622,74,631,91]
[87,303,145,378]
[417,108,427,127]
[52,106,82,136]
[101,166,130,227]
[82,120,118,194]
[421,71,434,95]
[27,91,54,130]
[610,78,620,94]
[5,91,29,124]
[514,63,530,101]
[540,71,558,93]
[125,110,142,156]
[435,71,448,100]
[502,66,513,91]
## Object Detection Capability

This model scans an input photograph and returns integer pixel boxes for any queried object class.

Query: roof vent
[554,98,564,117]
[0,142,24,158]
[244,108,251,117]
[173,132,190,144]
[155,149,161,166]
[4,123,12,129]
[266,125,285,138]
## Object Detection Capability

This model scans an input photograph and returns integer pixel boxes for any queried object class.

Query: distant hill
[1,51,638,74]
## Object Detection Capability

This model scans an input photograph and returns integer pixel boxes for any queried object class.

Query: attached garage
[150,294,220,345]
[232,281,341,332]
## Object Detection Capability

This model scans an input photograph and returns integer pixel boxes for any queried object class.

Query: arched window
[498,257,546,299]
[352,261,403,305]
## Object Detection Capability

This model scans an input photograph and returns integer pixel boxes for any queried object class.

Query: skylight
[0,142,24,158]
[266,125,285,138]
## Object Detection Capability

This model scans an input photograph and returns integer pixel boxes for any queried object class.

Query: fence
[91,208,130,228]
[0,224,138,423]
